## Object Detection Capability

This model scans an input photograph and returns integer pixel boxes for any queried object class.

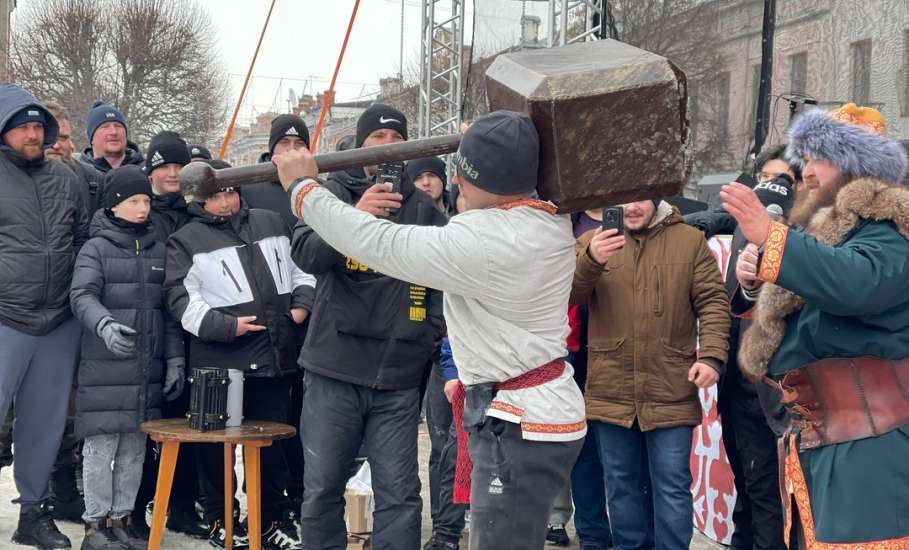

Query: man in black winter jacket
[289,104,447,550]
[165,185,315,549]
[0,98,97,524]
[0,84,90,550]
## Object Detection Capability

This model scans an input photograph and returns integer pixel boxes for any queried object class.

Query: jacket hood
[0,84,59,147]
[787,109,908,185]
[648,200,678,229]
[89,209,157,249]
[187,198,250,227]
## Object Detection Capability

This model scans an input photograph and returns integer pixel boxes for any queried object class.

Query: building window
[715,71,731,140]
[789,52,808,94]
[851,40,872,105]
[902,31,909,116]
[749,63,762,131]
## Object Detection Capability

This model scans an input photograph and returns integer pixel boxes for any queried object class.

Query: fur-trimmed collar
[787,109,908,184]
[738,178,909,380]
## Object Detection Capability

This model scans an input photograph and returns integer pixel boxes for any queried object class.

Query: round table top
[141,418,296,444]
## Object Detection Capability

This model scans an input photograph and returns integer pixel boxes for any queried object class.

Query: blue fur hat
[786,109,908,184]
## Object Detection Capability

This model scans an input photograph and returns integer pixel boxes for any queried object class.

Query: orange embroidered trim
[521,419,587,434]
[758,221,789,284]
[495,198,558,215]
[488,400,525,417]
[785,434,909,549]
[292,180,321,219]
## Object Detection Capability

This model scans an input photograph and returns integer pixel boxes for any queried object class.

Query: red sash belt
[451,358,565,504]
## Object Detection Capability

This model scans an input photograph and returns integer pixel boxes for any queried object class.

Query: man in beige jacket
[571,198,730,550]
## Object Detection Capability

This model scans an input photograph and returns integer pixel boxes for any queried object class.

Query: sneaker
[78,521,125,550]
[263,521,302,550]
[12,505,73,549]
[207,519,249,549]
[423,534,460,550]
[545,524,570,546]
[109,518,146,550]
[166,507,209,539]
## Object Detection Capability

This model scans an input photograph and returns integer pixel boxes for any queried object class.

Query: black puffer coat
[0,84,90,335]
[70,210,183,438]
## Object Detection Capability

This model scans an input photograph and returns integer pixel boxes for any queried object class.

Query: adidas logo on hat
[151,151,165,167]
[285,127,299,136]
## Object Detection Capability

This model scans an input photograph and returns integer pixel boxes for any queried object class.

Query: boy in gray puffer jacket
[70,165,184,550]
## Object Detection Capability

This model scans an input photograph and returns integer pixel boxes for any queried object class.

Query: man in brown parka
[570,198,730,550]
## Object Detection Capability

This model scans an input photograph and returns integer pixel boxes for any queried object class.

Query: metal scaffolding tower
[417,0,465,139]
[546,0,606,47]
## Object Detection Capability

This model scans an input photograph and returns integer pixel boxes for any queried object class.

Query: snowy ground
[0,424,722,549]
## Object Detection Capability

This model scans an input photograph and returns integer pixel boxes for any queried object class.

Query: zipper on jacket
[135,242,149,422]
[30,174,50,319]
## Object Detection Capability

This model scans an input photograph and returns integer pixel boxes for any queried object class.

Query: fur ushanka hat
[786,103,908,184]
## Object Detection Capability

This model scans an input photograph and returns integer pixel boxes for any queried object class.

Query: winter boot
[79,521,126,550]
[12,504,72,549]
[108,518,146,550]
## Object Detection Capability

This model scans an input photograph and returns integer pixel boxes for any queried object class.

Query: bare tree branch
[10,0,230,150]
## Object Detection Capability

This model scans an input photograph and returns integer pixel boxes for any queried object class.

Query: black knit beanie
[188,144,212,160]
[452,110,538,196]
[356,104,408,147]
[405,156,447,187]
[269,114,310,154]
[146,131,191,174]
[103,165,153,210]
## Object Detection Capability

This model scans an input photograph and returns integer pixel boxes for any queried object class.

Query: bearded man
[721,103,909,547]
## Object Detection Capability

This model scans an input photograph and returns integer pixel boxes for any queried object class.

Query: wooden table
[141,418,296,550]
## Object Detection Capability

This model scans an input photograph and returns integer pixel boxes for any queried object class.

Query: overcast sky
[12,0,551,124]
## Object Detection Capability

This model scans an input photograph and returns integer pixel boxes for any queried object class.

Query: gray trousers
[468,418,583,550]
[549,484,574,526]
[0,317,80,505]
[300,371,422,550]
[82,432,147,522]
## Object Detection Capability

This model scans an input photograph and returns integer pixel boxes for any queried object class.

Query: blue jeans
[570,429,613,547]
[593,421,693,550]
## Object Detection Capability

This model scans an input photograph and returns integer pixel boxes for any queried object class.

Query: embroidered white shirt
[291,184,586,441]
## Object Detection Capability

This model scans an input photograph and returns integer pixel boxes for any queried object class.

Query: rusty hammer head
[181,40,688,213]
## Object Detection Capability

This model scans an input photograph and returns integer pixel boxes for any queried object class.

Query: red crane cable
[218,0,278,160]
[310,0,362,151]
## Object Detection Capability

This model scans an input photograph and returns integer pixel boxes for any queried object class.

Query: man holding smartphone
[282,104,448,549]
[571,198,730,550]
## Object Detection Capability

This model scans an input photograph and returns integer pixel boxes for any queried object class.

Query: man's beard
[787,172,853,227]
